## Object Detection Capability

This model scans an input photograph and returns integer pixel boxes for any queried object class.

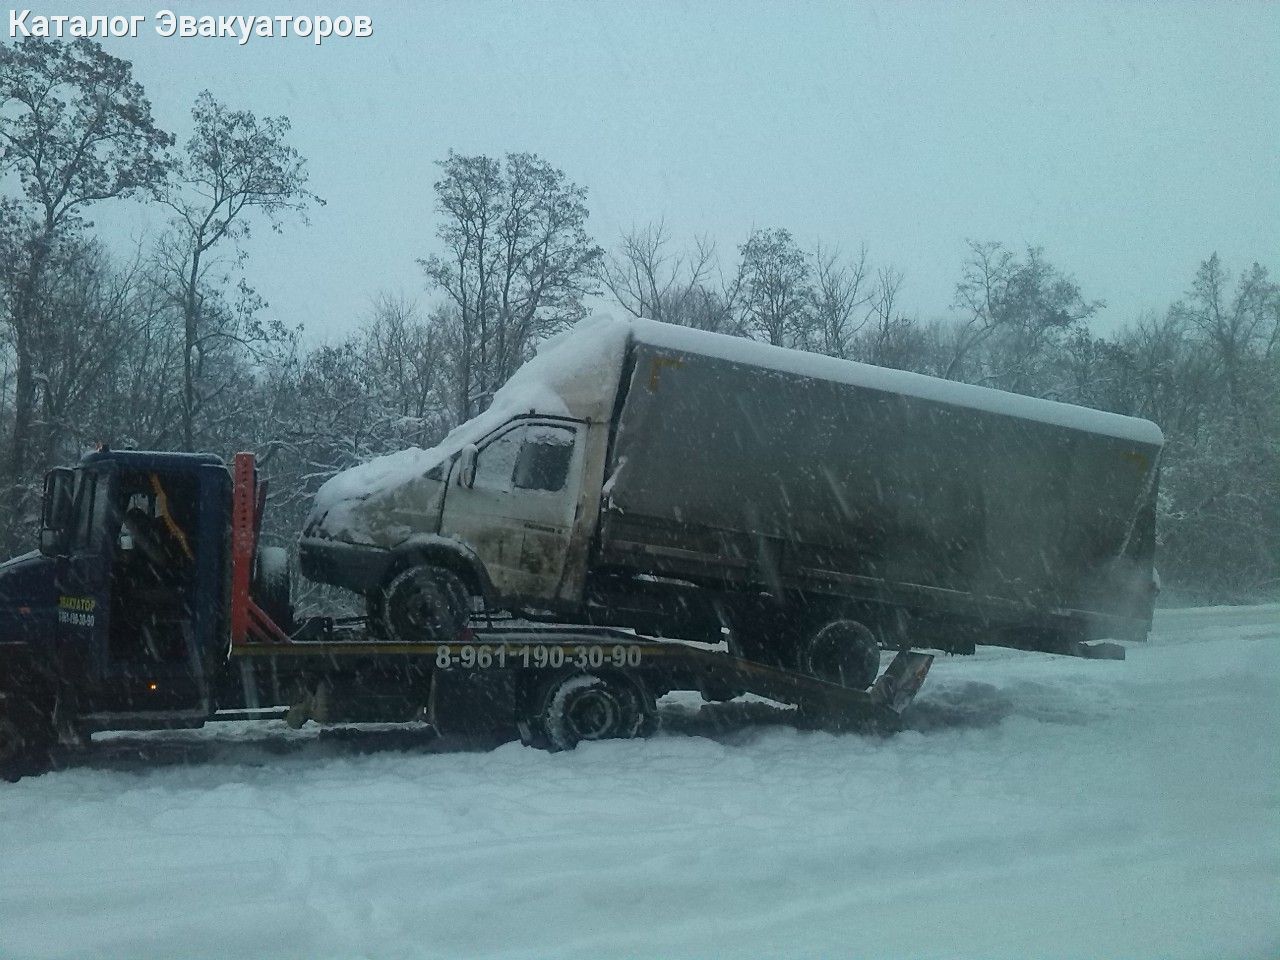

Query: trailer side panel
[599,340,1160,642]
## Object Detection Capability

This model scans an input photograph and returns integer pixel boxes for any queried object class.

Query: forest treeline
[2,38,1276,603]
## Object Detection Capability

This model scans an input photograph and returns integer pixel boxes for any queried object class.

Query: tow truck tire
[0,712,52,783]
[805,619,881,690]
[523,673,654,751]
[0,716,26,781]
[381,565,468,644]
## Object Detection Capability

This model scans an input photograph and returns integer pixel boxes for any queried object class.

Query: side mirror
[39,468,75,557]
[458,444,478,489]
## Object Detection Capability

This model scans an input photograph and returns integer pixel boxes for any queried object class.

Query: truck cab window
[71,473,96,549]
[109,470,199,665]
[475,423,576,493]
[72,472,110,551]
[474,429,524,492]
[513,425,574,492]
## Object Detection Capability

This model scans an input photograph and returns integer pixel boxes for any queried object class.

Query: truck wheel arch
[383,537,496,608]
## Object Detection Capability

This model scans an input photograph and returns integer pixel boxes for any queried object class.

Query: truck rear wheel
[381,565,468,643]
[522,673,654,751]
[805,619,881,690]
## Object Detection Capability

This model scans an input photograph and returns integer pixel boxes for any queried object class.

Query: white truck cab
[299,321,626,642]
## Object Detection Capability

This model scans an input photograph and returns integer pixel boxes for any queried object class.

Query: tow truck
[0,449,933,780]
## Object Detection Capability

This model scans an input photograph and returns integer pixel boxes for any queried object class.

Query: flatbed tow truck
[0,450,932,780]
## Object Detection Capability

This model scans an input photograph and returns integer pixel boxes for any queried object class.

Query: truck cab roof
[77,449,227,472]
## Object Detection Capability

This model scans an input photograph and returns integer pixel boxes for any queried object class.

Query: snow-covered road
[2,605,1277,959]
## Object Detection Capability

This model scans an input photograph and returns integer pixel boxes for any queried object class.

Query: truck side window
[72,473,98,549]
[513,425,574,492]
[72,472,112,550]
[474,423,576,493]
[90,476,114,547]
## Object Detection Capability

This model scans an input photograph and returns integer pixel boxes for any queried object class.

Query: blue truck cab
[0,450,233,752]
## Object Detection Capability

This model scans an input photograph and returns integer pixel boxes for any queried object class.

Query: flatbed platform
[232,620,935,736]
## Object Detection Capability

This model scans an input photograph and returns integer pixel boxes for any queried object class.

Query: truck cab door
[440,419,584,601]
[51,467,115,693]
[71,466,214,714]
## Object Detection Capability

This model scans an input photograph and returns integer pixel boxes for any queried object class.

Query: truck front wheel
[805,619,881,689]
[380,565,469,643]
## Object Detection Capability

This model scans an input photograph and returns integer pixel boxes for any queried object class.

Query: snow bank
[1,606,1275,959]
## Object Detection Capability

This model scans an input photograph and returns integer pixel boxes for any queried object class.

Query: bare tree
[1170,254,1280,428]
[729,227,814,348]
[946,240,1101,391]
[598,219,718,326]
[155,90,321,450]
[857,266,927,370]
[421,151,602,421]
[0,38,170,542]
[94,266,187,450]
[30,239,146,463]
[361,293,449,446]
[810,243,871,359]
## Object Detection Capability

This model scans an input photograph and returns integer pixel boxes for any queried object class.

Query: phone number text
[435,643,643,671]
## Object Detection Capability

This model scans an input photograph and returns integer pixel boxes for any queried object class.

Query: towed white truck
[300,316,1163,690]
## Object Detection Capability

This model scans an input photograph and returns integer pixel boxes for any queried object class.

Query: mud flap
[869,651,934,715]
[795,649,934,734]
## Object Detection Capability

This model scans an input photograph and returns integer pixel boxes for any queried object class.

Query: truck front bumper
[298,537,390,594]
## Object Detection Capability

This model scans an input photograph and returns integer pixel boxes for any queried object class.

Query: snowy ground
[2,605,1277,959]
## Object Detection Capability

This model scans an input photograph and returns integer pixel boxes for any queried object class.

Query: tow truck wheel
[0,716,26,779]
[0,712,52,783]
[381,565,468,643]
[805,619,881,690]
[523,673,654,751]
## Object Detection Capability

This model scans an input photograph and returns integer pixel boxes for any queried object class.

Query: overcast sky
[32,1,1280,342]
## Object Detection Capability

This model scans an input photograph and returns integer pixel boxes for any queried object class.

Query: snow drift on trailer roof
[623,316,1164,447]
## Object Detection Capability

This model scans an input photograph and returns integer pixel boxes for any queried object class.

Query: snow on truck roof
[623,316,1165,447]
[310,316,632,515]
